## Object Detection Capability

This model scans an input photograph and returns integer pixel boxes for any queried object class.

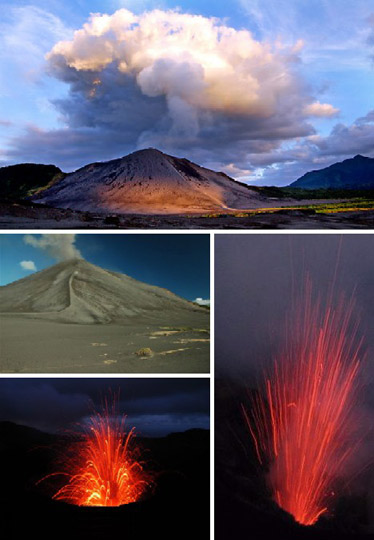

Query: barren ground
[0,316,210,373]
[1,200,374,228]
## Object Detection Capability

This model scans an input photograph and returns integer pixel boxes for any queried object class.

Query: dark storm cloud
[0,379,89,433]
[50,61,168,132]
[0,378,210,436]
[255,110,374,185]
[3,8,371,183]
[3,71,316,173]
[2,8,333,176]
[313,111,374,158]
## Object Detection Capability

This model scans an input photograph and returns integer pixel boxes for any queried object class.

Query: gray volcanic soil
[1,200,373,229]
[31,148,266,214]
[0,317,209,373]
[0,259,209,373]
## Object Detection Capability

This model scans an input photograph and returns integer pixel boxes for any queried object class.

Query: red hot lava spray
[243,278,363,526]
[49,394,152,507]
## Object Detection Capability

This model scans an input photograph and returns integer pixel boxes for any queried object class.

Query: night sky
[215,234,374,385]
[0,233,210,303]
[215,233,374,534]
[0,378,210,436]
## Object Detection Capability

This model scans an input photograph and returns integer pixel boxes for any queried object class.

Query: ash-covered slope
[31,148,265,213]
[0,258,206,324]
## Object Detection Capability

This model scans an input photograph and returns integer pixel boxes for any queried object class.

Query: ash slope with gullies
[31,148,265,214]
[0,258,206,324]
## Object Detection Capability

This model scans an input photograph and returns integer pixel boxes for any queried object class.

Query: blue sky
[0,0,373,185]
[0,233,210,302]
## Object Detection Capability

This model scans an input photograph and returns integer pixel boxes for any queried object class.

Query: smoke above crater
[23,234,82,261]
[12,7,332,173]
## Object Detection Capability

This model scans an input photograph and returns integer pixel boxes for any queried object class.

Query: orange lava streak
[244,279,363,526]
[52,396,152,507]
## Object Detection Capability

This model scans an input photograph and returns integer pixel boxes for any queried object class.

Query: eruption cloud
[243,277,364,526]
[23,234,82,261]
[45,394,152,507]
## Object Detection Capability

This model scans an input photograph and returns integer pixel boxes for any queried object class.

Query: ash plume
[23,234,82,261]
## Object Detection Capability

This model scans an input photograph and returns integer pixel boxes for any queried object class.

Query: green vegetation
[201,198,374,218]
[158,326,210,333]
[251,186,374,200]
[0,163,65,200]
[293,199,374,213]
[289,155,374,189]
[135,347,154,357]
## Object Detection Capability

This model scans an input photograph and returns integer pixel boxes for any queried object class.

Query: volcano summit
[0,259,209,373]
[31,148,265,214]
[0,258,205,324]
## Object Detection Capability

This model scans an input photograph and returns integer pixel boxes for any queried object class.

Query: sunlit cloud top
[0,0,373,185]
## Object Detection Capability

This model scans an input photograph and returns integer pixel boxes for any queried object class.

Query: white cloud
[248,109,374,185]
[0,5,72,82]
[194,297,210,307]
[23,234,82,261]
[47,8,330,123]
[304,101,339,118]
[20,260,37,271]
[10,7,340,172]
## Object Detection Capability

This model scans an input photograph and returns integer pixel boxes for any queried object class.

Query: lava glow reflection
[243,279,363,526]
[51,396,152,507]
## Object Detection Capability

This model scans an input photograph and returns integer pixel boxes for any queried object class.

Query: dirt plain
[0,315,210,373]
[1,200,374,229]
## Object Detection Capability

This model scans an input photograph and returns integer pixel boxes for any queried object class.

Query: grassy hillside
[0,163,65,200]
[252,186,374,200]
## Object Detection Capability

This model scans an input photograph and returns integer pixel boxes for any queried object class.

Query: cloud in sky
[3,8,335,174]
[0,379,210,435]
[194,297,210,306]
[254,109,374,184]
[0,5,71,78]
[47,9,317,116]
[24,234,82,261]
[20,260,37,271]
[1,3,373,184]
[303,101,339,118]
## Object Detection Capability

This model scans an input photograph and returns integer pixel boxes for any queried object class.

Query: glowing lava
[51,395,152,507]
[243,278,363,526]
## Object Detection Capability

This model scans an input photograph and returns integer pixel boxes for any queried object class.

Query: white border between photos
[1,228,374,540]
[0,227,214,537]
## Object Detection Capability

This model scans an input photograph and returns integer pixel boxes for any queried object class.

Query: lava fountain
[48,394,152,507]
[243,277,364,526]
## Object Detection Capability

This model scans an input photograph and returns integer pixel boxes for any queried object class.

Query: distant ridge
[289,155,374,189]
[0,163,63,200]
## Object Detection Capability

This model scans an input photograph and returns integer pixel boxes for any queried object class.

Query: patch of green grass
[292,199,374,213]
[135,347,154,357]
[158,326,209,334]
[253,186,374,200]
[200,198,374,218]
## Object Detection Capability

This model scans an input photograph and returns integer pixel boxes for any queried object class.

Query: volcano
[0,258,205,324]
[0,258,209,372]
[0,421,210,540]
[30,148,264,214]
